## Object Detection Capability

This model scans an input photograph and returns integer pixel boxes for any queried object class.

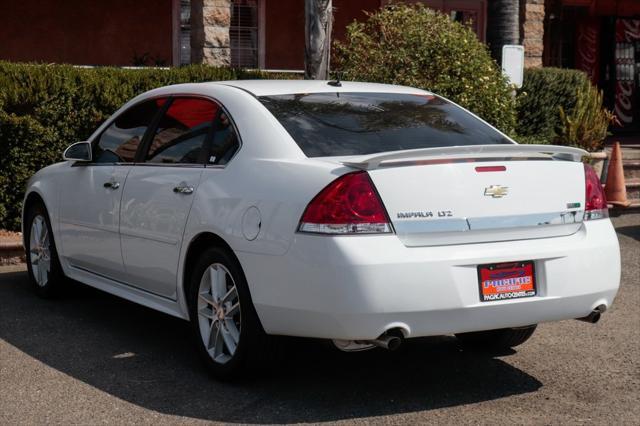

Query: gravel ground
[0,214,638,425]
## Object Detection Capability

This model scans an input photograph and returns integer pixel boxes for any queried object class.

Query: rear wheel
[187,246,277,380]
[455,325,537,351]
[24,202,65,297]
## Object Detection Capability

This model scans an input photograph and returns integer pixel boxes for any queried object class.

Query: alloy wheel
[29,214,51,287]
[197,263,241,364]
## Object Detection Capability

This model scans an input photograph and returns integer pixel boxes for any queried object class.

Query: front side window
[93,99,166,163]
[259,92,511,157]
[146,98,218,164]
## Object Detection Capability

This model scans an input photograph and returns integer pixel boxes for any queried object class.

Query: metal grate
[180,0,191,65]
[231,0,258,68]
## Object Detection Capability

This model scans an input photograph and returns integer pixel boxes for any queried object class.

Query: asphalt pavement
[1,214,639,425]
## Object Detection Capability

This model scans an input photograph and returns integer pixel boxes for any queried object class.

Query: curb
[0,242,24,258]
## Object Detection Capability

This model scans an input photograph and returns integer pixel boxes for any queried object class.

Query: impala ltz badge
[397,210,453,219]
[484,185,509,198]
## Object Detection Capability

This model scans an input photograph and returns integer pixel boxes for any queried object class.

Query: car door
[119,97,221,299]
[58,98,167,281]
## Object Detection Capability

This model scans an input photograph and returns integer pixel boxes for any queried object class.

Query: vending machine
[614,18,640,132]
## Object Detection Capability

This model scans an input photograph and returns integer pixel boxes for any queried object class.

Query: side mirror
[63,141,92,162]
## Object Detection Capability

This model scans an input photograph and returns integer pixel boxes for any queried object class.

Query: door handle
[103,181,120,189]
[173,184,194,194]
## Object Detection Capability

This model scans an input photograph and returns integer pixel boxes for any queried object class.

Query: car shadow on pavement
[0,271,542,423]
[616,225,640,242]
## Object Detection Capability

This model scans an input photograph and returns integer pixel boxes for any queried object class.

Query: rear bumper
[237,219,621,340]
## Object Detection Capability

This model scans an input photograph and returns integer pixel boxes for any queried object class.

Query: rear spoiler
[341,144,588,170]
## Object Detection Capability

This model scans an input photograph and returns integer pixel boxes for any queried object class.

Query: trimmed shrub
[334,3,516,133]
[516,67,592,143]
[0,62,292,230]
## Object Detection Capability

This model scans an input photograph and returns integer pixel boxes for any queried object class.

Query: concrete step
[606,146,640,160]
[626,178,640,200]
[611,198,640,215]
[623,160,640,180]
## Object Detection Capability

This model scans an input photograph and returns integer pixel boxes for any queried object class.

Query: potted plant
[555,80,618,179]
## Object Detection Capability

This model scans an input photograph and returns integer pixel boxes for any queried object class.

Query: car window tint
[259,92,512,157]
[207,111,240,165]
[93,99,166,163]
[146,98,218,164]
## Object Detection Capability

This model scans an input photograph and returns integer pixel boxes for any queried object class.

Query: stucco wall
[264,0,381,70]
[0,0,173,66]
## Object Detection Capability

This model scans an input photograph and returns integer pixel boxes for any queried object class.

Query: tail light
[298,171,393,234]
[584,164,608,220]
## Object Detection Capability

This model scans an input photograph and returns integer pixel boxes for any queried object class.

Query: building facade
[544,0,640,133]
[0,0,535,69]
[1,0,639,131]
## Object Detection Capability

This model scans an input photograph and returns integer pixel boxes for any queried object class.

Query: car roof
[209,79,431,97]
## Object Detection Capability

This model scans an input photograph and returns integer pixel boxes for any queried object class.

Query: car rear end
[244,87,621,342]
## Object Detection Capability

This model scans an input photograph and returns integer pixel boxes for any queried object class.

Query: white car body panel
[22,80,621,341]
[240,219,619,339]
[369,160,586,246]
[120,166,203,298]
[58,164,131,281]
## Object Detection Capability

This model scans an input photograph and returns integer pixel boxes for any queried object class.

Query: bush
[334,3,516,133]
[516,67,592,143]
[555,80,615,152]
[0,62,290,230]
[512,134,551,145]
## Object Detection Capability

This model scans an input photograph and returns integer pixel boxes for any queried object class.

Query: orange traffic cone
[604,142,631,208]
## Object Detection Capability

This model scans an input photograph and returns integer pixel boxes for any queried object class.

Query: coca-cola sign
[576,18,599,84]
[615,19,640,125]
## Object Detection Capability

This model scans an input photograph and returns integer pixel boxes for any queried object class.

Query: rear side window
[93,99,165,163]
[146,98,218,164]
[259,92,512,157]
[207,111,240,165]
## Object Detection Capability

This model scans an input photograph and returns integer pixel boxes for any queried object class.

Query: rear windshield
[259,92,511,157]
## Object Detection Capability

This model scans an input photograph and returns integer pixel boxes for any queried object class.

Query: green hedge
[0,62,288,231]
[516,67,592,143]
[334,3,517,134]
[0,61,595,231]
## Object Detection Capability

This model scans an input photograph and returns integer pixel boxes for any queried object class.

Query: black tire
[187,246,278,380]
[455,325,537,351]
[24,201,66,298]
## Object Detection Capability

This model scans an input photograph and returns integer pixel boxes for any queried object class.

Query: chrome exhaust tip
[576,305,606,324]
[334,331,404,352]
[365,334,402,351]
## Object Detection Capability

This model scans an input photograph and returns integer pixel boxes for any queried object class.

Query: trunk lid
[333,145,587,246]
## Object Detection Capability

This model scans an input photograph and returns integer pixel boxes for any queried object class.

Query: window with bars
[231,0,259,68]
[180,0,191,65]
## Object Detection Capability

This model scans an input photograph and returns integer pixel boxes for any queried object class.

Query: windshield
[259,92,512,157]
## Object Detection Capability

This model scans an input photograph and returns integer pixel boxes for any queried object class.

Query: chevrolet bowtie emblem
[484,185,509,198]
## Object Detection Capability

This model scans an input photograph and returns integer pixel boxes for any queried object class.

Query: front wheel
[24,202,65,297]
[455,325,537,351]
[187,246,277,380]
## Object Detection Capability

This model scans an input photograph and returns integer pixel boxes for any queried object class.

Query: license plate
[477,261,536,302]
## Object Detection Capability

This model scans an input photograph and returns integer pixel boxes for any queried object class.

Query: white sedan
[23,80,620,379]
